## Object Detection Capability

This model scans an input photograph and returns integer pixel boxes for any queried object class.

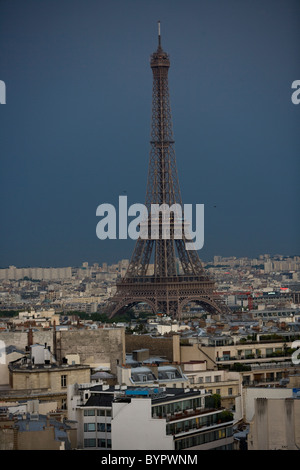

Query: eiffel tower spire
[106,24,230,319]
[157,20,161,48]
[126,21,205,280]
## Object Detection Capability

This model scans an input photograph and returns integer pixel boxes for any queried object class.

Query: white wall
[243,387,293,422]
[111,398,174,450]
[0,351,25,385]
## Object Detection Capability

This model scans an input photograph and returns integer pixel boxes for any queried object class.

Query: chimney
[27,328,33,348]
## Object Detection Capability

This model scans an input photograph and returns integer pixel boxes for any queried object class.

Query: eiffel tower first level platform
[107,275,229,319]
[105,23,231,320]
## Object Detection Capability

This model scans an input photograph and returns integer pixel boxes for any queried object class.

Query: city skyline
[0,0,299,268]
[1,252,300,271]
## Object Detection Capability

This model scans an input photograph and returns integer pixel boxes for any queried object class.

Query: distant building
[12,308,60,328]
[250,307,300,324]
[0,266,72,281]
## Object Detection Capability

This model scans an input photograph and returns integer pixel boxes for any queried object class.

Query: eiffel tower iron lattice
[106,23,231,319]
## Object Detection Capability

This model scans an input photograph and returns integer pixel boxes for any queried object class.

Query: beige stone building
[55,327,126,374]
[5,361,91,411]
[9,362,91,393]
[182,362,241,410]
[0,409,77,450]
[125,333,180,363]
[0,326,126,377]
[248,397,300,450]
[180,339,294,367]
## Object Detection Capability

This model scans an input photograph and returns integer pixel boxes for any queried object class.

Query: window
[205,376,211,383]
[61,398,67,410]
[98,438,106,448]
[97,438,110,448]
[97,423,106,432]
[61,375,67,388]
[216,389,221,395]
[228,388,233,396]
[84,423,96,432]
[84,439,96,448]
[84,409,95,416]
[97,408,112,417]
[175,425,233,450]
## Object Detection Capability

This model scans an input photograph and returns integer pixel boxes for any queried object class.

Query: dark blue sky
[0,0,299,267]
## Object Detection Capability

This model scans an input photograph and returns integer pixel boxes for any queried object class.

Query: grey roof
[91,371,114,379]
[15,413,72,448]
[85,394,114,407]
[5,345,27,355]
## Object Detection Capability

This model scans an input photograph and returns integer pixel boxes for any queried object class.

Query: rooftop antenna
[158,20,161,47]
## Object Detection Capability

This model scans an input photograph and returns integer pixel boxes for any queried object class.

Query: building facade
[248,396,300,450]
[68,384,234,450]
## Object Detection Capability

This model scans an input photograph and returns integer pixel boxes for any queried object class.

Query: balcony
[164,408,234,437]
[216,353,292,364]
[165,407,217,422]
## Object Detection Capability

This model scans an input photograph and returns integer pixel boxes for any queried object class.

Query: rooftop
[85,384,208,406]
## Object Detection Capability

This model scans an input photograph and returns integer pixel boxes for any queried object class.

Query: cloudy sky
[0,0,299,267]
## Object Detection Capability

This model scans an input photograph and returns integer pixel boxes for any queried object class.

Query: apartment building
[0,403,77,450]
[68,383,234,450]
[181,337,295,367]
[117,362,189,389]
[182,362,241,410]
[5,344,91,411]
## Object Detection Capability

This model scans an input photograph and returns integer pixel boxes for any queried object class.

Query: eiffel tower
[106,23,230,319]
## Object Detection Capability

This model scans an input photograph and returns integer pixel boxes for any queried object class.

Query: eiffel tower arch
[105,23,231,320]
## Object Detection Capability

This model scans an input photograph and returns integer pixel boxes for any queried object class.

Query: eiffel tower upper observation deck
[106,22,230,319]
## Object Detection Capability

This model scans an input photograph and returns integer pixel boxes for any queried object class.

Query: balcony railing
[216,353,292,362]
[165,407,218,422]
[163,408,234,437]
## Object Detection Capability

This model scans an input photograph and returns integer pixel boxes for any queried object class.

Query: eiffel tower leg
[178,295,230,318]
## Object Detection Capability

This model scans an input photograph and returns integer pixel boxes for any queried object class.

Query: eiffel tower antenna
[105,23,230,319]
[158,20,161,47]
